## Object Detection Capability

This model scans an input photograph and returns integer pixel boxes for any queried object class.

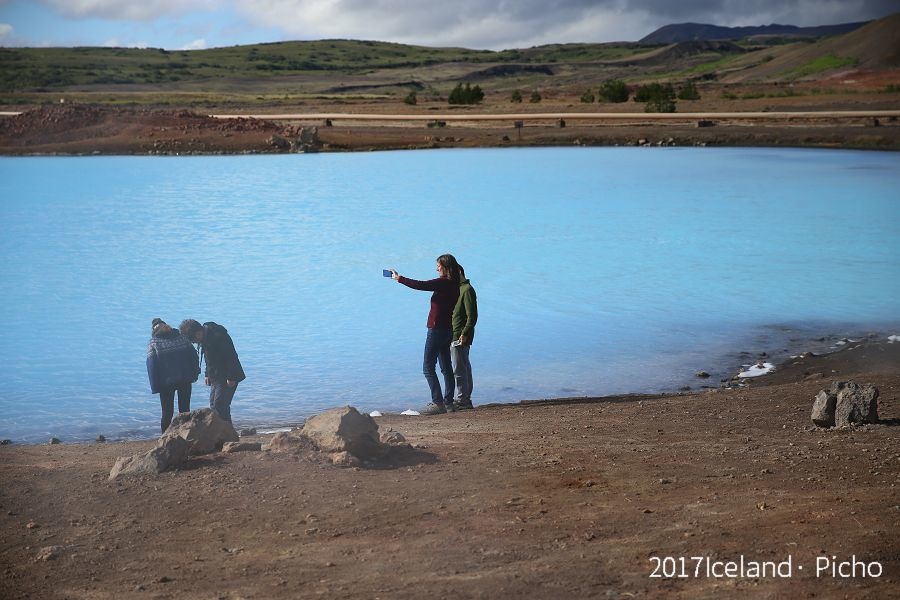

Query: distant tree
[510,90,523,103]
[404,91,418,105]
[634,82,676,112]
[598,79,629,103]
[529,90,542,103]
[448,82,484,105]
[677,81,701,100]
[580,89,595,103]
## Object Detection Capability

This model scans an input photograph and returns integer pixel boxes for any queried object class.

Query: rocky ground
[1,94,900,155]
[1,341,898,599]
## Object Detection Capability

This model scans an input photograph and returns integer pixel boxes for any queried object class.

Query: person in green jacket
[450,264,478,410]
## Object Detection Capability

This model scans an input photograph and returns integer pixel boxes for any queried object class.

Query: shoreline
[5,330,897,447]
[2,104,900,154]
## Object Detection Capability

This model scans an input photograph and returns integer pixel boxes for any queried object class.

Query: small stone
[26,521,39,529]
[49,438,61,445]
[35,546,62,561]
[239,428,257,437]
[695,371,710,378]
[0,439,12,445]
[659,478,672,484]
[96,435,106,443]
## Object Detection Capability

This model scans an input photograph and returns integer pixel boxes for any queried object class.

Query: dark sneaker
[419,402,447,416]
[444,401,459,412]
[455,401,474,410]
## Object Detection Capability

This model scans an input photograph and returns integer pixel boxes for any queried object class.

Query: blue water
[1,147,898,443]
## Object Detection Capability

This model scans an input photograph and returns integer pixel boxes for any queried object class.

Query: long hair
[437,254,461,284]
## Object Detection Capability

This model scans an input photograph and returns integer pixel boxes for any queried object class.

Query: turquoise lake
[1,147,898,443]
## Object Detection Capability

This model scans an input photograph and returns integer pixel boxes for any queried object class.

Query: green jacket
[452,278,478,344]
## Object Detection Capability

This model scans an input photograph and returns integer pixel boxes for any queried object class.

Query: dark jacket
[201,322,246,384]
[397,275,459,330]
[147,328,200,394]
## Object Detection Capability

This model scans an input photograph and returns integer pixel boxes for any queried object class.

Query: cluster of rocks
[109,406,404,480]
[811,381,879,428]
[266,126,321,152]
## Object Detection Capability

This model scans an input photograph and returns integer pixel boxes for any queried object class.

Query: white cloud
[181,38,207,49]
[102,37,148,48]
[41,0,216,21]
[229,0,898,49]
[0,23,13,40]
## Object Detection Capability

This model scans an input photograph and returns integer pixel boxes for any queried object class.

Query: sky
[0,0,898,51]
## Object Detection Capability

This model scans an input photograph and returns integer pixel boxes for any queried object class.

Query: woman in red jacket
[390,254,461,415]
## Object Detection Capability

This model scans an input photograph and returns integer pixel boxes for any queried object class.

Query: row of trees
[403,80,700,111]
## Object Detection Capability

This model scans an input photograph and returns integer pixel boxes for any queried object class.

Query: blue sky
[0,0,897,50]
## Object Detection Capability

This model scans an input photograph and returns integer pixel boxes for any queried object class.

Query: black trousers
[159,382,192,433]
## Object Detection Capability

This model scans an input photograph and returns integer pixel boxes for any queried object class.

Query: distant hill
[640,21,868,44]
[722,12,900,82]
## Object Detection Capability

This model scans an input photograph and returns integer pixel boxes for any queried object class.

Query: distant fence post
[514,120,523,141]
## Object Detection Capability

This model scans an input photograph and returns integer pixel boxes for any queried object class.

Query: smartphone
[383,269,392,277]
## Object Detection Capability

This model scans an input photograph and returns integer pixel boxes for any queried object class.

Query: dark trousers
[209,380,238,424]
[159,382,192,433]
[423,327,454,405]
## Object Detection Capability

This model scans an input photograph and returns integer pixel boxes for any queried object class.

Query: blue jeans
[423,327,454,405]
[209,380,238,424]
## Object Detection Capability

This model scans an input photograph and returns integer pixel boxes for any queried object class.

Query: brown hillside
[726,12,900,82]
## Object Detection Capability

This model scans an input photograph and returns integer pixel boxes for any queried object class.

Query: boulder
[835,382,879,427]
[265,432,307,452]
[162,408,238,455]
[108,436,189,480]
[300,406,381,459]
[811,383,841,427]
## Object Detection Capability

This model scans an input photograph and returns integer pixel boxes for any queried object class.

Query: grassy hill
[1,12,898,107]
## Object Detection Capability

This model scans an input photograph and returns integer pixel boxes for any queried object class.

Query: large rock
[811,381,844,427]
[300,406,381,459]
[265,431,307,452]
[835,382,879,427]
[108,436,189,480]
[162,408,238,455]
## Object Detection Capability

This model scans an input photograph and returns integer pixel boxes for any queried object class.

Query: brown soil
[2,92,900,155]
[2,344,899,599]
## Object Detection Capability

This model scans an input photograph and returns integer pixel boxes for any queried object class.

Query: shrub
[598,79,629,103]
[510,90,523,103]
[448,82,484,105]
[404,91,417,105]
[580,89,595,103]
[677,81,700,100]
[634,83,676,113]
[529,90,542,103]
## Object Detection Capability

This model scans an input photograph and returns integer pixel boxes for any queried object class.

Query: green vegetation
[580,89,595,103]
[403,91,417,105]
[677,81,700,100]
[634,83,676,112]
[598,79,629,102]
[785,54,859,79]
[529,90,542,103]
[510,90,523,103]
[448,82,484,105]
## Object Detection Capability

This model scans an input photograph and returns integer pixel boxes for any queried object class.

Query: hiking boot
[419,402,447,416]
[455,401,474,410]
[444,401,459,412]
